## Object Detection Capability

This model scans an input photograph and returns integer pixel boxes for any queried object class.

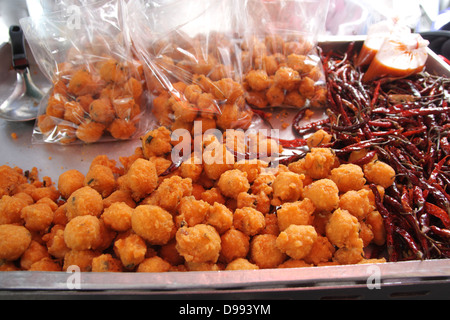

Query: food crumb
[11,133,18,140]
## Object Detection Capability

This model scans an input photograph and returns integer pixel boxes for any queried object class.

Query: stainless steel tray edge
[1,260,449,291]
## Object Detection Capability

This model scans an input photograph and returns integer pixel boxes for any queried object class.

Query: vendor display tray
[1,37,450,300]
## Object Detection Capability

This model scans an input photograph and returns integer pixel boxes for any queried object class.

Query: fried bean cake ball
[91,254,123,272]
[66,186,104,221]
[64,215,102,251]
[271,172,304,205]
[250,234,286,269]
[0,225,32,261]
[176,196,210,228]
[220,228,250,264]
[233,207,266,236]
[289,148,339,180]
[118,158,158,202]
[303,179,340,213]
[303,235,336,266]
[113,232,147,270]
[339,189,375,221]
[20,203,54,232]
[277,198,315,231]
[206,202,233,235]
[58,169,85,199]
[330,164,366,193]
[63,249,99,272]
[276,225,318,260]
[137,256,171,273]
[141,126,173,159]
[217,169,250,199]
[176,224,221,264]
[225,258,259,271]
[131,205,174,246]
[326,208,361,249]
[84,164,116,198]
[148,176,193,212]
[42,225,70,259]
[20,240,50,270]
[101,202,133,232]
[0,195,28,225]
[0,165,27,198]
[29,257,62,272]
[363,160,396,189]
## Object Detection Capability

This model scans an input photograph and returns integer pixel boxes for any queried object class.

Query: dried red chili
[311,42,450,261]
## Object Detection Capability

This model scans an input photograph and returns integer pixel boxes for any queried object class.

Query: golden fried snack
[363,160,396,189]
[250,234,286,269]
[64,215,102,251]
[131,205,174,246]
[330,164,366,193]
[306,129,333,149]
[137,256,171,273]
[176,196,210,228]
[76,120,106,144]
[278,259,312,269]
[271,172,304,205]
[225,258,259,271]
[141,127,173,159]
[66,186,104,221]
[0,195,28,225]
[29,257,62,271]
[42,225,70,259]
[303,179,340,213]
[103,190,136,209]
[180,156,203,182]
[57,169,85,200]
[276,225,318,260]
[108,119,137,141]
[233,207,266,237]
[0,225,31,261]
[326,209,361,249]
[113,232,147,270]
[159,239,184,266]
[175,224,221,264]
[303,236,336,266]
[289,148,339,180]
[220,228,250,264]
[339,189,375,221]
[20,203,54,232]
[277,198,315,231]
[217,169,250,199]
[92,254,123,272]
[147,176,193,212]
[63,249,99,272]
[206,202,233,235]
[0,165,28,198]
[366,211,386,246]
[118,159,158,202]
[20,240,50,270]
[101,202,133,232]
[84,164,116,198]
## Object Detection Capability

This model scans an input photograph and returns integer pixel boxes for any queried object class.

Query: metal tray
[1,37,450,300]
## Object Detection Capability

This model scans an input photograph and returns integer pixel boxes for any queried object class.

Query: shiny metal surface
[0,67,44,122]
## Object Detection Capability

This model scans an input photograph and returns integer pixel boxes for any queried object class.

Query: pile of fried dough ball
[0,127,393,272]
[242,35,328,110]
[37,56,145,145]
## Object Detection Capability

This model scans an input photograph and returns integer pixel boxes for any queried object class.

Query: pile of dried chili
[293,42,450,262]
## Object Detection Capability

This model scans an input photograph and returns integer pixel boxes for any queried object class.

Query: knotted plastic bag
[21,0,149,145]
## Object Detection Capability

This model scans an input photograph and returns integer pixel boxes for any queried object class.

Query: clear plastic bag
[240,0,330,110]
[128,0,254,132]
[20,0,149,145]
